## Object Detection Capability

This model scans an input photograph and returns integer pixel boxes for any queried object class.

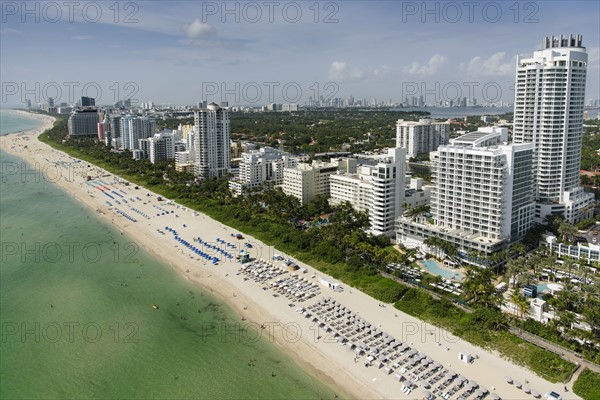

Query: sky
[1,1,599,107]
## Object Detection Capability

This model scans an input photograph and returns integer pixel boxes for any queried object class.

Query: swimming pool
[421,259,464,280]
[536,283,549,295]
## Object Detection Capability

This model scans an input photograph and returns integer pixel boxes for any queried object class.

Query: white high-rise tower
[193,102,231,179]
[513,34,594,223]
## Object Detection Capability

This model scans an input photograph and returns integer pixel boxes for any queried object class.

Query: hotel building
[513,34,594,223]
[396,128,535,258]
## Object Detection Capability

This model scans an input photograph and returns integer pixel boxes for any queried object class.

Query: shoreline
[0,111,365,399]
[0,110,581,400]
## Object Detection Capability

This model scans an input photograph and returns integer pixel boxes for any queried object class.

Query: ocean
[390,106,514,119]
[0,110,337,399]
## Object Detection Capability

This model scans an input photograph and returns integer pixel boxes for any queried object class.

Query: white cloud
[466,52,514,77]
[403,54,448,76]
[182,18,216,38]
[328,61,364,82]
[373,65,391,77]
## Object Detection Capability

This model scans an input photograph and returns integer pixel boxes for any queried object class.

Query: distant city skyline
[1,1,599,107]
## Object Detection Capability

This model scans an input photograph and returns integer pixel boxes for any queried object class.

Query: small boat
[152,304,159,309]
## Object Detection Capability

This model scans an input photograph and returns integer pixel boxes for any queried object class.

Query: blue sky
[1,1,599,106]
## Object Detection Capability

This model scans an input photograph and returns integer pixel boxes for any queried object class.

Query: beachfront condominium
[396,127,535,260]
[513,34,594,224]
[144,131,175,164]
[229,147,297,196]
[396,119,450,159]
[193,102,231,179]
[330,148,406,237]
[120,115,156,152]
[67,108,100,137]
[282,161,339,205]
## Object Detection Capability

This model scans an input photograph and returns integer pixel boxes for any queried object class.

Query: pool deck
[418,259,465,281]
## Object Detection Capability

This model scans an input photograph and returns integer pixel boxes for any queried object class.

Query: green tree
[462,266,500,309]
[558,222,578,244]
[510,290,530,319]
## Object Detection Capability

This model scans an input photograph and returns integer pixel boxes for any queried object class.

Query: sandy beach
[0,109,581,400]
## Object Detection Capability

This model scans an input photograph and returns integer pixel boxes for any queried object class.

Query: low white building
[229,147,297,196]
[541,233,600,262]
[404,177,433,209]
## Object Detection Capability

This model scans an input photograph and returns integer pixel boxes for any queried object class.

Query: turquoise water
[421,259,464,280]
[537,283,549,295]
[0,109,44,135]
[0,114,339,399]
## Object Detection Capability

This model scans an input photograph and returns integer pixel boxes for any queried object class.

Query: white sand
[0,110,581,400]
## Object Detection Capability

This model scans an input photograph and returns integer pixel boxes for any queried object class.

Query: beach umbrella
[489,394,501,400]
[513,381,522,388]
[422,390,432,399]
[530,389,540,398]
[474,389,484,398]
[522,386,530,394]
[504,376,513,384]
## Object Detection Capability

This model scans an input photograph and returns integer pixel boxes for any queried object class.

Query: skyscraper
[513,34,594,223]
[81,96,95,107]
[193,102,231,179]
[120,115,156,151]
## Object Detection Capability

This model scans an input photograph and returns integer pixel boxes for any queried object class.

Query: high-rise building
[330,148,406,237]
[193,102,231,178]
[145,132,175,164]
[396,119,451,158]
[67,108,100,137]
[120,115,156,151]
[81,96,95,107]
[513,34,594,223]
[109,115,122,138]
[396,128,535,259]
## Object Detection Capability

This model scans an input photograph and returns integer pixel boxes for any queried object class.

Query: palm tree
[562,257,577,280]
[526,252,543,276]
[506,257,527,288]
[558,222,578,244]
[423,237,444,258]
[462,266,500,309]
[509,242,527,258]
[510,290,530,319]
